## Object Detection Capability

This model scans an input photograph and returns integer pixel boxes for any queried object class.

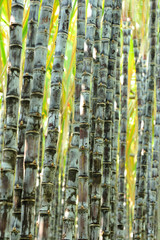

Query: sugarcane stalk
[34,126,43,238]
[134,0,157,237]
[110,32,121,239]
[117,22,131,240]
[62,1,85,238]
[38,1,72,238]
[89,1,102,239]
[20,0,54,239]
[78,0,98,239]
[148,10,160,239]
[0,1,24,238]
[10,1,40,239]
[110,0,122,238]
[100,0,113,238]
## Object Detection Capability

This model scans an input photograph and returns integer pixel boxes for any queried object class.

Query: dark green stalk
[78,0,98,239]
[11,1,40,239]
[62,1,85,239]
[117,23,131,240]
[38,1,72,238]
[20,0,54,239]
[0,1,24,238]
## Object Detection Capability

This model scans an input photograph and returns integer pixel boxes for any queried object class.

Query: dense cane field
[0,0,159,239]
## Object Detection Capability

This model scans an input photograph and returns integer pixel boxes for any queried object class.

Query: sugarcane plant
[11,1,40,239]
[78,0,98,239]
[38,1,72,238]
[0,0,24,238]
[89,0,102,239]
[99,0,113,238]
[62,0,85,239]
[110,0,122,238]
[117,21,131,240]
[20,0,55,238]
[133,0,157,238]
[148,9,160,239]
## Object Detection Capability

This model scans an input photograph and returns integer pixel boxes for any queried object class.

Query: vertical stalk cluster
[11,1,40,239]
[117,23,131,240]
[63,0,85,239]
[78,0,98,239]
[38,1,72,239]
[0,1,24,238]
[20,0,54,238]
[134,0,157,238]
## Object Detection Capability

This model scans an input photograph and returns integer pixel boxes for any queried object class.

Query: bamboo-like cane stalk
[134,0,157,238]
[34,126,43,239]
[110,0,122,238]
[147,134,152,239]
[148,11,160,239]
[0,1,24,238]
[20,1,54,239]
[78,0,98,239]
[133,56,148,239]
[11,1,40,239]
[117,23,131,240]
[100,0,113,238]
[38,1,72,239]
[59,155,69,239]
[89,1,102,239]
[110,33,121,240]
[62,1,85,239]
